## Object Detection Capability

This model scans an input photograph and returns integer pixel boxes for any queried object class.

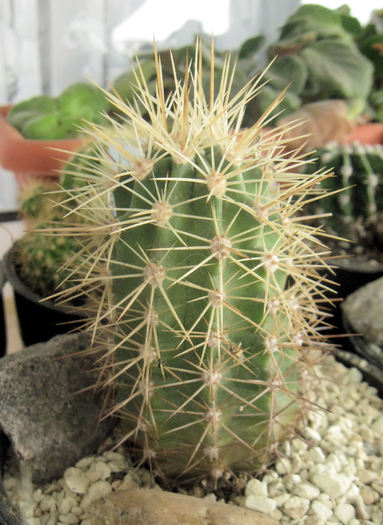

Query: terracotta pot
[0,105,84,190]
[345,122,383,145]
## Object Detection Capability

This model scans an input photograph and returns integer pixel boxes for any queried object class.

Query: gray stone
[0,478,22,524]
[87,488,279,525]
[0,333,112,483]
[342,276,383,348]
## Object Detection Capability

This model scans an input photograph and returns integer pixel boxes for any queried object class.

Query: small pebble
[81,480,112,508]
[309,447,326,464]
[292,482,320,500]
[39,495,57,513]
[85,461,111,482]
[311,500,333,521]
[58,497,77,514]
[245,478,268,498]
[371,481,383,495]
[58,514,78,524]
[334,502,356,524]
[371,414,383,433]
[357,468,378,484]
[64,468,89,495]
[310,471,353,499]
[75,456,95,469]
[245,495,276,514]
[282,496,310,519]
[275,457,291,474]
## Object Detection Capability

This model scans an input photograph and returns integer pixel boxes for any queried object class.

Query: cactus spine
[57,42,332,485]
[308,142,383,239]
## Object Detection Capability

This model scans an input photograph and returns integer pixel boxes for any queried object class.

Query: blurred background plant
[13,144,102,300]
[306,142,383,262]
[2,1,382,213]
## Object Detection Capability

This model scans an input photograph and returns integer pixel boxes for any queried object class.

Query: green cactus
[54,42,332,486]
[14,228,77,298]
[307,142,383,240]
[16,146,102,300]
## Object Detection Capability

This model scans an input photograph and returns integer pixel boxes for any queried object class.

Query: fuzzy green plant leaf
[266,55,308,95]
[279,4,352,42]
[359,34,383,82]
[53,40,334,487]
[301,39,373,101]
[265,4,374,119]
[238,35,265,59]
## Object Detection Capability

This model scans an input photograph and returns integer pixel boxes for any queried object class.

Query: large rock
[341,276,383,370]
[88,488,279,525]
[342,276,383,346]
[0,477,22,525]
[0,332,112,482]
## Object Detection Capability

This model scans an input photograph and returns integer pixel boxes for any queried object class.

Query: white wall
[0,0,300,103]
[0,0,300,212]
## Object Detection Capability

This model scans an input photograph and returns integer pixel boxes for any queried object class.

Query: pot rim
[0,105,85,175]
[334,256,383,274]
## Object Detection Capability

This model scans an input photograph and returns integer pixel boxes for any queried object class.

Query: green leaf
[301,39,373,101]
[279,4,349,42]
[239,35,265,59]
[7,95,57,130]
[267,55,308,94]
[59,82,110,122]
[359,34,383,78]
[340,14,362,37]
[21,112,60,139]
[333,5,352,16]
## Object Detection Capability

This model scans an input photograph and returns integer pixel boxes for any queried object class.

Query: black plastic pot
[3,243,85,347]
[0,260,6,357]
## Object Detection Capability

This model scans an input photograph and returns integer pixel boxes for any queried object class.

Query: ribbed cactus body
[110,149,302,480]
[309,142,383,237]
[56,43,331,484]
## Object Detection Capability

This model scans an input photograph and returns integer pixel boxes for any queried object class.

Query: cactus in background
[14,228,77,298]
[307,142,383,240]
[15,180,75,297]
[54,41,333,486]
[15,145,102,299]
[19,181,61,224]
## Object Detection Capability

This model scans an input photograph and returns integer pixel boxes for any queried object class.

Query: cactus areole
[60,41,332,485]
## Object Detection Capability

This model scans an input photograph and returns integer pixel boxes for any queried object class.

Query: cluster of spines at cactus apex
[56,40,334,486]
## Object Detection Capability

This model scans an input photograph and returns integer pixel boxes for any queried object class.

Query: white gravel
[3,354,383,524]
